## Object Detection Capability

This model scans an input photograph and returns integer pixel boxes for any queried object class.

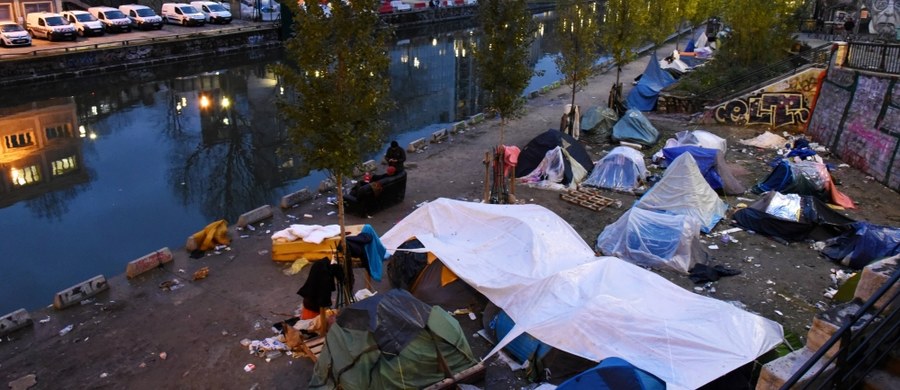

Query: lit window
[10,165,41,186]
[51,156,77,176]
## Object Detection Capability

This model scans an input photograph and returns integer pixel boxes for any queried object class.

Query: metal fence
[842,42,900,74]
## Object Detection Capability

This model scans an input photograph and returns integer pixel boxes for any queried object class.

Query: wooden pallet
[560,187,616,212]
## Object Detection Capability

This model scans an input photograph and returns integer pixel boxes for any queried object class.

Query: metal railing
[841,42,900,75]
[691,43,833,103]
[780,267,900,389]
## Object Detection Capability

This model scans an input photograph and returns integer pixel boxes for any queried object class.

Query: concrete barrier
[318,178,336,193]
[0,308,32,337]
[352,160,378,177]
[471,113,485,124]
[236,205,273,227]
[126,247,174,279]
[431,128,448,143]
[450,121,467,134]
[53,275,109,310]
[407,138,426,153]
[280,188,313,209]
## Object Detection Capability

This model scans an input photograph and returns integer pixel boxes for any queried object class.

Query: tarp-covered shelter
[309,289,478,389]
[582,146,647,192]
[636,153,728,233]
[611,109,660,147]
[753,160,854,209]
[580,105,619,138]
[662,145,746,195]
[626,51,676,111]
[655,129,727,156]
[732,191,856,242]
[556,357,666,390]
[386,238,487,312]
[596,207,706,273]
[515,130,594,188]
[821,223,900,269]
[381,198,784,390]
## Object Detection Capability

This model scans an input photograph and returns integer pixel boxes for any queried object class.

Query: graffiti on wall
[714,93,811,128]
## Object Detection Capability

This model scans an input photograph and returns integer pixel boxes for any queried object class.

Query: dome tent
[515,129,593,187]
[636,153,727,233]
[611,109,660,147]
[582,146,648,192]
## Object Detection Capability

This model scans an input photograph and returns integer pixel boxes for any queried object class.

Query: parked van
[60,10,105,37]
[0,21,31,47]
[88,6,132,33]
[190,1,232,24]
[119,4,164,30]
[161,3,206,26]
[25,12,76,41]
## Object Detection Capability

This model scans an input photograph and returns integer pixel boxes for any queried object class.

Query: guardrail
[841,41,900,75]
[0,23,275,61]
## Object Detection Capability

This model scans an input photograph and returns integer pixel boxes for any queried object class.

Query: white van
[190,1,232,24]
[119,4,164,30]
[25,12,76,41]
[88,6,132,33]
[60,10,105,37]
[0,21,32,47]
[161,3,206,26]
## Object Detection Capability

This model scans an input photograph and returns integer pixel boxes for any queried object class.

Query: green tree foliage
[474,0,536,144]
[675,0,699,49]
[555,0,602,108]
[691,0,725,26]
[718,0,800,68]
[599,0,648,85]
[274,0,393,272]
[643,0,679,49]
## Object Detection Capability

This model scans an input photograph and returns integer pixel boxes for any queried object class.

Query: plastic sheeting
[595,207,704,273]
[580,105,619,135]
[519,146,588,189]
[582,146,647,192]
[739,131,790,149]
[822,223,900,269]
[612,109,660,147]
[636,153,727,233]
[381,198,784,390]
[652,130,727,163]
[732,191,856,242]
[754,160,855,209]
[515,129,593,180]
[626,51,676,111]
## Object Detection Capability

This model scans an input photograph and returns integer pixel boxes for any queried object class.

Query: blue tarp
[662,145,724,190]
[626,51,676,111]
[821,222,900,269]
[611,109,660,147]
[557,357,666,390]
[491,309,552,363]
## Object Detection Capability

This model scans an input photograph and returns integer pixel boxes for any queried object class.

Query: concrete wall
[806,65,900,191]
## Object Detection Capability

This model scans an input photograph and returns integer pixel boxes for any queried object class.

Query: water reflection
[0,14,564,313]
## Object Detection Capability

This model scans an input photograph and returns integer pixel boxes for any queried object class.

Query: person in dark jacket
[385,140,406,171]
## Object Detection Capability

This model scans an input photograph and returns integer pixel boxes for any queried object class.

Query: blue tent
[611,109,660,147]
[822,222,900,269]
[557,357,666,390]
[626,51,676,111]
[663,145,723,190]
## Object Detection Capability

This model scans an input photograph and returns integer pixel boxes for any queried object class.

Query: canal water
[0,13,566,314]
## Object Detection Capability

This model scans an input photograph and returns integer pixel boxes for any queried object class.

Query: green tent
[309,289,478,389]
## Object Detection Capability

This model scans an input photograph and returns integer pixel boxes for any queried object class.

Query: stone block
[806,301,871,358]
[0,308,32,337]
[53,275,109,310]
[756,348,831,390]
[352,160,378,177]
[236,205,273,227]
[450,121,466,134]
[431,128,448,143]
[407,138,426,153]
[471,112,485,124]
[280,188,312,209]
[126,247,173,279]
[854,254,899,312]
[318,178,335,193]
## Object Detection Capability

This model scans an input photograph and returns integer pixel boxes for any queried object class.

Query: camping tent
[515,129,594,186]
[519,146,590,189]
[661,145,746,195]
[636,153,728,233]
[381,198,784,390]
[626,51,676,111]
[582,146,647,192]
[611,109,660,147]
[580,106,619,138]
[595,207,706,273]
[309,289,478,389]
[821,223,900,269]
[654,129,727,158]
[732,191,856,242]
[753,160,854,209]
[386,238,488,312]
[556,357,666,390]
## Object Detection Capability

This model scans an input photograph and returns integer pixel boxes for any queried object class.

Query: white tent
[595,207,704,273]
[653,129,727,163]
[582,146,648,192]
[636,153,728,233]
[381,198,783,390]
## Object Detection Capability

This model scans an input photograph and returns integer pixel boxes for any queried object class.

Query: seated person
[385,141,406,172]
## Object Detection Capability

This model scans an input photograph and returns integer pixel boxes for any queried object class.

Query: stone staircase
[756,255,899,389]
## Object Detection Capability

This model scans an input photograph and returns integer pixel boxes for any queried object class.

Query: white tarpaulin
[381,198,784,390]
[636,153,728,233]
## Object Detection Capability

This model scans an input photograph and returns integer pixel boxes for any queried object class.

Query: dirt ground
[3,38,899,389]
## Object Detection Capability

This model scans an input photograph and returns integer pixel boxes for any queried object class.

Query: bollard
[126,247,174,279]
[280,188,313,209]
[0,309,32,337]
[53,275,109,310]
[236,205,273,227]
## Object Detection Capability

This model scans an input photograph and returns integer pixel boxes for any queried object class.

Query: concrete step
[756,347,833,390]
[854,255,899,313]
[806,300,873,358]
[862,368,900,390]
